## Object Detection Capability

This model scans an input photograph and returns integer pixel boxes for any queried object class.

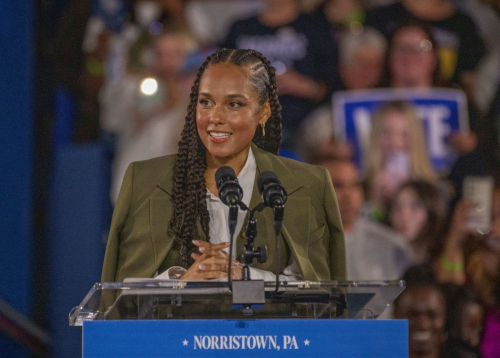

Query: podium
[70,280,407,357]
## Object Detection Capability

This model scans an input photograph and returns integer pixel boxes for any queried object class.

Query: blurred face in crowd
[324,0,362,25]
[390,187,428,242]
[482,188,500,276]
[340,45,384,90]
[323,161,363,232]
[154,33,187,79]
[377,109,411,161]
[394,286,447,358]
[455,300,484,347]
[389,26,437,88]
[196,63,270,165]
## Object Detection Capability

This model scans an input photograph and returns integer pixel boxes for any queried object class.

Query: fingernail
[199,264,206,270]
[224,242,230,246]
[192,240,199,244]
[199,247,205,253]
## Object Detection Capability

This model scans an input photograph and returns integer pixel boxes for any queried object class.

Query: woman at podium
[101,48,346,284]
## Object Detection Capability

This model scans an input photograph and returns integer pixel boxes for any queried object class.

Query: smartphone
[385,152,410,178]
[463,176,494,234]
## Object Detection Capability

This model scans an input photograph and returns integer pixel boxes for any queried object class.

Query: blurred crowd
[71,0,500,357]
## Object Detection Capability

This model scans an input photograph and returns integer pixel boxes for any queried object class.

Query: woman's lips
[209,131,232,143]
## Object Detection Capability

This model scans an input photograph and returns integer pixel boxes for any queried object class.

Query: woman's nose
[209,107,224,125]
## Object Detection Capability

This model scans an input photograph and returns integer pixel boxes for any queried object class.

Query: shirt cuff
[248,267,301,282]
[155,266,186,280]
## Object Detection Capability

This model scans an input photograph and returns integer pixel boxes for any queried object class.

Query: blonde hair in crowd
[365,100,436,196]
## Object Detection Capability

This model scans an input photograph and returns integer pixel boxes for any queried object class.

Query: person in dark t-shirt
[365,0,485,94]
[222,0,339,150]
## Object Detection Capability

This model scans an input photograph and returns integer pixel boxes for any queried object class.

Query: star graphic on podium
[304,339,310,346]
[182,340,188,346]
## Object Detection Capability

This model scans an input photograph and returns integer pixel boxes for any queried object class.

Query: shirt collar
[238,147,256,208]
[206,147,256,207]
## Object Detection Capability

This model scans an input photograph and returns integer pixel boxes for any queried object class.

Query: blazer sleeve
[101,162,134,283]
[322,166,347,280]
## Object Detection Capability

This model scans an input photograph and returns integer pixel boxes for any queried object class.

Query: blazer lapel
[251,144,319,280]
[151,158,179,268]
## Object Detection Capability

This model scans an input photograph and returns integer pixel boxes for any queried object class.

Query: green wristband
[439,255,464,272]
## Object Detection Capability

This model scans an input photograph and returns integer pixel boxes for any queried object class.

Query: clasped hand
[179,240,243,280]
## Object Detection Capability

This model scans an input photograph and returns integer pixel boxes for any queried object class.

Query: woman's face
[377,109,411,160]
[390,188,428,241]
[196,62,269,164]
[394,287,446,357]
[389,26,437,88]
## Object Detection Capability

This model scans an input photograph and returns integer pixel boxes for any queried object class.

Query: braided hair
[169,48,283,266]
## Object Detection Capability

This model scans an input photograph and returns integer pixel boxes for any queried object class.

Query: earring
[261,123,266,137]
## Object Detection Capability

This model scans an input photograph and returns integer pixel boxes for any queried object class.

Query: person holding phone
[364,100,437,218]
[387,180,448,265]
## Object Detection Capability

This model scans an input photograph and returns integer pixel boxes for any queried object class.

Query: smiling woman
[101,48,346,289]
[196,62,271,184]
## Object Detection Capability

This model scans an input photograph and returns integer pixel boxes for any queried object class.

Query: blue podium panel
[83,319,408,357]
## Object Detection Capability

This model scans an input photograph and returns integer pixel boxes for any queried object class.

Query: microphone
[215,166,243,207]
[215,166,245,290]
[257,171,287,293]
[257,171,287,210]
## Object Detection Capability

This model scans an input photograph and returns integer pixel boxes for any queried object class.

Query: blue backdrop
[0,1,34,355]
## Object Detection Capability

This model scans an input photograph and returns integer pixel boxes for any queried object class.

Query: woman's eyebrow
[198,92,248,100]
[227,94,247,100]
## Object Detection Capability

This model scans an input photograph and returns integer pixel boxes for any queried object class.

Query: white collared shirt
[156,148,300,281]
[206,147,256,256]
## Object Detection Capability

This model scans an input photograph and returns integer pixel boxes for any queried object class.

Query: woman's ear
[259,99,271,125]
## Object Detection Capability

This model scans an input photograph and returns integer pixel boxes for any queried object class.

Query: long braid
[169,54,215,266]
[169,48,283,266]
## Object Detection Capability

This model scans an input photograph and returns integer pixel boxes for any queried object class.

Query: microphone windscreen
[257,171,281,193]
[215,166,237,189]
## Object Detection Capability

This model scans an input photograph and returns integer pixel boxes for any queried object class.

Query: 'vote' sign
[333,88,469,174]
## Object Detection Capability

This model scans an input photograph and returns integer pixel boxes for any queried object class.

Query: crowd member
[387,180,448,265]
[394,266,449,358]
[442,284,484,358]
[317,0,366,32]
[83,0,190,141]
[365,0,485,93]
[436,181,500,358]
[222,0,338,150]
[184,0,262,46]
[380,21,445,89]
[365,100,436,216]
[483,85,500,168]
[110,29,197,202]
[380,20,486,204]
[459,0,500,116]
[338,27,387,91]
[298,28,387,162]
[320,158,412,280]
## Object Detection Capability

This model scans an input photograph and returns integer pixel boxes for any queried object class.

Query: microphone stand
[241,205,267,280]
[226,204,239,292]
[227,202,248,292]
[230,203,266,316]
[273,203,284,293]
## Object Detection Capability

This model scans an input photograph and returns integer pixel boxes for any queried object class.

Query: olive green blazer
[101,144,346,284]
